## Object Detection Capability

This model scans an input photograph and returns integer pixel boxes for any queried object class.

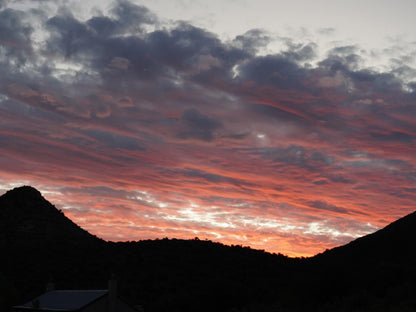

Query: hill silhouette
[306,211,416,311]
[317,210,416,262]
[1,186,416,311]
[0,186,108,310]
[0,186,101,244]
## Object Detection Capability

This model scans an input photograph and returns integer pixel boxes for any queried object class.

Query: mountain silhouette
[1,186,415,311]
[306,211,416,311]
[316,210,416,263]
[0,186,101,245]
[0,186,109,311]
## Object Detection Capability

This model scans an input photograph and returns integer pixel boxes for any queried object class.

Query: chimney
[108,274,117,312]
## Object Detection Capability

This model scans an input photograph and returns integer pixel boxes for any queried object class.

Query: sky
[1,0,416,257]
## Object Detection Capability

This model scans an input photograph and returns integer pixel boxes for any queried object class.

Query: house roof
[14,290,108,311]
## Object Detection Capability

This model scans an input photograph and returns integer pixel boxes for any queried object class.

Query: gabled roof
[14,290,108,311]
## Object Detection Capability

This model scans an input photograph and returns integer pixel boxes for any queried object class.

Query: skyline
[1,0,416,256]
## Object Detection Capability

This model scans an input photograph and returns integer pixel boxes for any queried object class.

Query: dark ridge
[1,186,416,312]
[314,210,416,263]
[0,185,101,245]
[3,185,42,198]
[294,210,416,311]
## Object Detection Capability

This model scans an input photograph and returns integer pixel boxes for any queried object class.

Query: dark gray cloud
[370,130,415,143]
[329,45,358,56]
[282,42,317,63]
[86,16,118,37]
[318,54,355,74]
[45,3,157,78]
[326,45,362,69]
[237,55,306,89]
[176,108,222,142]
[312,180,328,185]
[232,29,271,55]
[0,8,33,62]
[110,0,156,34]
[146,23,220,71]
[255,145,334,171]
[309,200,349,214]
[246,103,308,124]
[409,82,416,93]
[46,12,90,59]
[44,6,248,89]
[324,174,355,184]
[81,129,145,151]
[350,70,402,92]
[221,132,250,140]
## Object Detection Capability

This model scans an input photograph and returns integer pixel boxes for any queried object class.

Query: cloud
[309,200,349,214]
[282,42,317,63]
[318,27,336,36]
[1,0,416,256]
[250,145,334,172]
[0,8,33,63]
[174,167,252,188]
[237,54,306,89]
[80,129,146,151]
[176,108,222,142]
[232,29,271,55]
[110,0,156,34]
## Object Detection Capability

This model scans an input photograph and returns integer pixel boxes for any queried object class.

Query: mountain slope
[0,186,293,312]
[0,186,109,310]
[303,211,416,311]
[0,186,101,245]
[1,186,416,312]
[316,210,416,263]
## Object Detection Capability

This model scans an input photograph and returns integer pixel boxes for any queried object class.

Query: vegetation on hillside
[1,186,415,311]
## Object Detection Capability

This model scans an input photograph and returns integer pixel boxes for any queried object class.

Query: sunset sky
[1,0,416,256]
